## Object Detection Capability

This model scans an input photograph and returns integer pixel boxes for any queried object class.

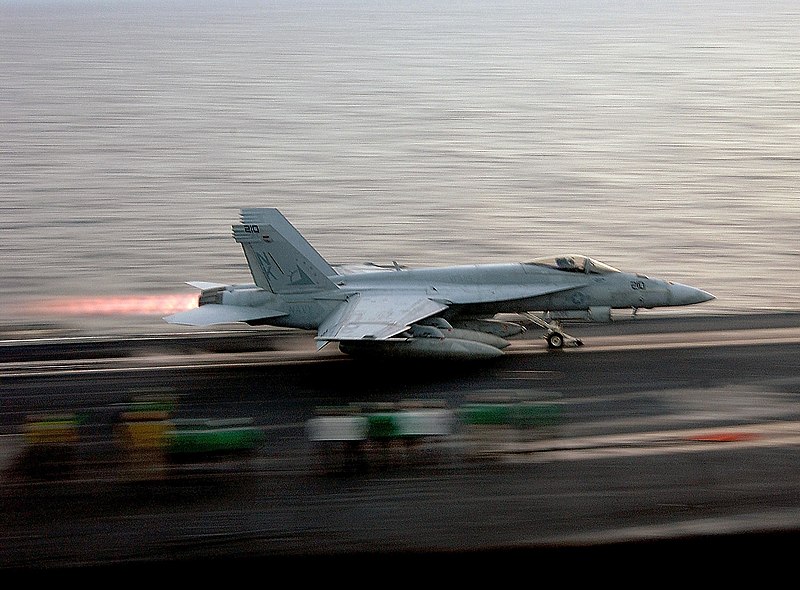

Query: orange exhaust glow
[19,294,199,317]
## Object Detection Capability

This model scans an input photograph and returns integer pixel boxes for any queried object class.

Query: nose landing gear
[547,331,564,349]
[521,312,584,350]
[546,330,583,349]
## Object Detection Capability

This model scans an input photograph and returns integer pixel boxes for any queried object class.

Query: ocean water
[1,0,799,334]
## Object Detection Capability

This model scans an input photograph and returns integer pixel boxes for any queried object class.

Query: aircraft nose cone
[669,282,715,306]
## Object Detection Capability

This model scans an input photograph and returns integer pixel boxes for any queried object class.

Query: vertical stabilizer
[233,208,338,294]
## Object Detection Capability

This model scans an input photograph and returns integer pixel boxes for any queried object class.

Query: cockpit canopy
[527,255,621,274]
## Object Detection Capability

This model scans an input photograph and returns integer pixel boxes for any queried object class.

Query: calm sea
[2,0,799,334]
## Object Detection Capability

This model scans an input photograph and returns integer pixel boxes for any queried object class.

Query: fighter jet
[163,208,715,360]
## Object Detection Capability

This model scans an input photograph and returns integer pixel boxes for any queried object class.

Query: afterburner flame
[22,294,198,317]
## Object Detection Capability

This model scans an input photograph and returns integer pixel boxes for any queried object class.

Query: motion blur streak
[17,294,198,318]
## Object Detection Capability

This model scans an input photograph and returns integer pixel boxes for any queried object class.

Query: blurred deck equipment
[114,399,265,480]
[4,392,267,486]
[17,413,84,480]
[307,400,455,473]
[166,418,265,463]
[459,398,563,457]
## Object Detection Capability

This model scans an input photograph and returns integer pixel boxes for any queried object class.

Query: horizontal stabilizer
[163,304,286,326]
[186,281,229,290]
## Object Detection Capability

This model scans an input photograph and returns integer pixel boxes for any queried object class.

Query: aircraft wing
[163,304,287,326]
[441,283,584,305]
[316,292,448,342]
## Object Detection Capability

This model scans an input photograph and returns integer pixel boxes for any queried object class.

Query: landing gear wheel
[547,332,564,349]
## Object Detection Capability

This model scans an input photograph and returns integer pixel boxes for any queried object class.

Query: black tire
[547,332,564,349]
